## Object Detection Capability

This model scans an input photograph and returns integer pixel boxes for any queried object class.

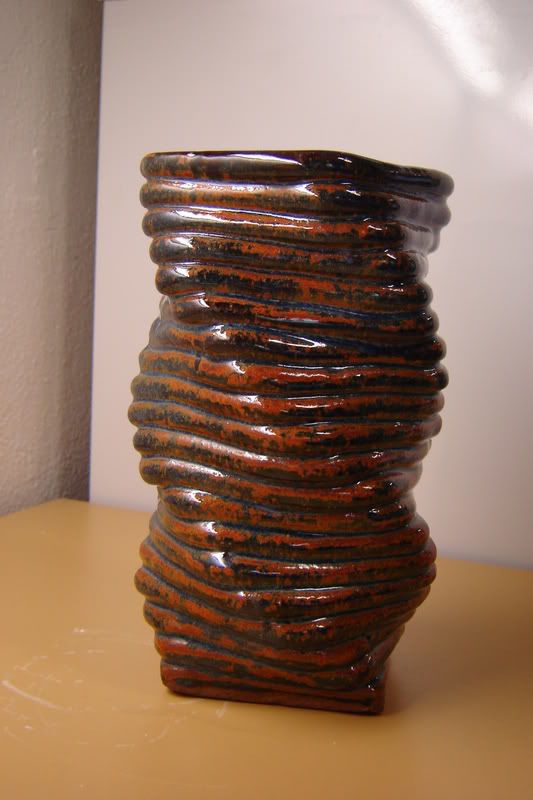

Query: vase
[129,150,453,714]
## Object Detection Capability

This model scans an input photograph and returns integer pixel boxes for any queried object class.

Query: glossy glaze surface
[129,150,452,713]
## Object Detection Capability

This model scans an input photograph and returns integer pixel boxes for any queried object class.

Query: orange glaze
[130,149,452,713]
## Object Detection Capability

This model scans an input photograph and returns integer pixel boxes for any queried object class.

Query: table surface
[0,500,531,800]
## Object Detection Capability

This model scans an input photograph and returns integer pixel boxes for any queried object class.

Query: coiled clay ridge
[130,150,453,714]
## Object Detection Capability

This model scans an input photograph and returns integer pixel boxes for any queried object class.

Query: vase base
[160,662,386,715]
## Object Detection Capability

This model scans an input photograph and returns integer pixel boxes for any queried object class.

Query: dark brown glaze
[129,150,453,714]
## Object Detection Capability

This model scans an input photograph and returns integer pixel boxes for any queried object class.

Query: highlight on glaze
[129,150,453,714]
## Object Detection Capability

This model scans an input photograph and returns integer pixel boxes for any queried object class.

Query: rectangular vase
[129,150,453,714]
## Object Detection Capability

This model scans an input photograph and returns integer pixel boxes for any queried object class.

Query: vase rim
[141,149,453,197]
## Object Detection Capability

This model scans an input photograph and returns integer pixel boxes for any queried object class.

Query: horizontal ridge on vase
[129,149,453,714]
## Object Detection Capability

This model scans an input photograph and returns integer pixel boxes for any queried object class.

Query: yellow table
[1,500,531,799]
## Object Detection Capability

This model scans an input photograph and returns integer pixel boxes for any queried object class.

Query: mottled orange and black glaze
[129,150,453,713]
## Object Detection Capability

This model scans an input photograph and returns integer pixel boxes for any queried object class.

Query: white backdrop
[91,0,533,567]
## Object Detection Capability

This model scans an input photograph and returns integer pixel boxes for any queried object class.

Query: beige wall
[91,0,533,568]
[0,0,102,514]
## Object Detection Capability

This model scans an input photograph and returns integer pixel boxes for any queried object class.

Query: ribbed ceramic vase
[129,150,453,714]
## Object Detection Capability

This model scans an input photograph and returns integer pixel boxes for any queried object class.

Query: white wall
[91,0,533,568]
[0,0,101,515]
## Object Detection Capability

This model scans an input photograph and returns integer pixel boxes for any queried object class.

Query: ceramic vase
[129,150,453,713]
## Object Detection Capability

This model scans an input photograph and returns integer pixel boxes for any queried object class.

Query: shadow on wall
[55,2,102,501]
